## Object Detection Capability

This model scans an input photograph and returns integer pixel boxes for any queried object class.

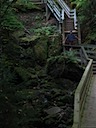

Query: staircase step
[92,60,96,74]
[64,30,77,33]
[93,71,96,74]
[93,62,96,65]
[93,61,96,63]
[93,66,96,68]
[86,50,96,54]
[64,18,74,31]
[87,55,96,60]
[93,65,96,68]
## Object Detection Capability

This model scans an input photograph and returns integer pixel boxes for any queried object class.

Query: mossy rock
[48,35,62,57]
[34,39,47,65]
[46,55,84,81]
[19,35,40,48]
[63,62,84,81]
[46,55,65,78]
[14,0,41,12]
[20,35,39,43]
[12,30,25,39]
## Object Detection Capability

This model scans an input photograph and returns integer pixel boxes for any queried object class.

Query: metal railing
[45,0,64,22]
[56,0,77,29]
[45,0,77,29]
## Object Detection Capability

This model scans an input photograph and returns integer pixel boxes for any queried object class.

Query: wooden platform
[81,75,96,128]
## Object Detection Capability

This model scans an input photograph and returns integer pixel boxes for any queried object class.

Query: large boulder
[46,55,84,82]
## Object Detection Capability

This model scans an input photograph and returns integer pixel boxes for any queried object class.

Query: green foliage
[63,50,78,63]
[71,0,96,42]
[46,55,65,78]
[46,54,83,81]
[15,0,40,11]
[47,35,61,57]
[0,55,15,86]
[85,31,96,43]
[34,26,58,36]
[0,0,24,31]
[1,9,23,31]
[0,2,85,128]
[0,0,16,16]
[15,67,32,81]
[70,0,86,8]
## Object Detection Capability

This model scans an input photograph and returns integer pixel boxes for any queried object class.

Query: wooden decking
[81,75,96,128]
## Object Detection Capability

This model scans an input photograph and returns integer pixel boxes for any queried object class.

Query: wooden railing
[82,44,96,60]
[63,45,94,128]
[72,58,93,128]
[80,46,89,66]
[63,45,88,66]
[45,0,77,29]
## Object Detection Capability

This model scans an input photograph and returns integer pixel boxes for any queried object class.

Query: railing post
[45,0,51,21]
[73,93,80,127]
[59,23,62,33]
[62,21,65,52]
[73,9,77,29]
[78,21,81,44]
[61,9,64,20]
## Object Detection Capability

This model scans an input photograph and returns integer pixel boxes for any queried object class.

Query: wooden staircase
[64,17,78,44]
[27,0,80,45]
[93,60,96,74]
[65,18,74,31]
[45,0,80,45]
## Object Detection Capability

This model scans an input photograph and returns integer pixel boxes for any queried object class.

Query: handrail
[46,0,63,22]
[63,44,93,127]
[63,45,89,66]
[72,58,93,128]
[56,0,77,29]
[56,0,73,17]
[80,46,89,66]
[45,0,77,29]
[81,46,89,60]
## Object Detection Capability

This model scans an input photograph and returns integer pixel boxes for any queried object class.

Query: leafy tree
[71,0,96,42]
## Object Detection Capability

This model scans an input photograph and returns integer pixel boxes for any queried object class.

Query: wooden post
[62,21,65,44]
[59,23,62,33]
[45,4,51,21]
[62,21,66,52]
[78,21,81,44]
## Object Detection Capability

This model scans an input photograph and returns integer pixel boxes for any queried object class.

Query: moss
[20,36,39,42]
[14,0,41,12]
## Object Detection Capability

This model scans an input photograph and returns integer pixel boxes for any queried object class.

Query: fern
[34,26,58,36]
[1,9,23,30]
